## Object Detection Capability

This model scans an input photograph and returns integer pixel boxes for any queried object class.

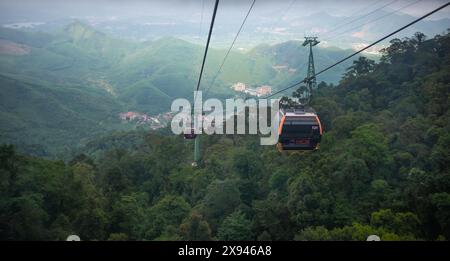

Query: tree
[257,231,271,241]
[279,96,298,110]
[287,170,335,229]
[1,194,48,240]
[253,193,295,240]
[202,179,241,230]
[70,162,109,240]
[430,193,450,239]
[431,133,450,172]
[110,193,149,240]
[380,38,413,64]
[218,211,253,241]
[310,97,342,131]
[331,111,367,138]
[412,32,426,47]
[295,226,331,241]
[348,123,393,176]
[370,209,420,238]
[332,155,370,201]
[107,233,128,241]
[179,211,212,241]
[344,57,375,78]
[0,145,18,197]
[269,169,290,193]
[146,195,191,240]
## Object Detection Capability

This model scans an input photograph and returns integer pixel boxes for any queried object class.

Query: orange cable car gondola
[277,107,323,151]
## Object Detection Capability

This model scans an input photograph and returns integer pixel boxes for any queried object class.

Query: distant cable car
[184,128,197,139]
[277,107,323,151]
[184,112,211,139]
[184,120,197,139]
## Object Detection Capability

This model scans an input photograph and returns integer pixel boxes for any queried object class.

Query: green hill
[0,73,125,157]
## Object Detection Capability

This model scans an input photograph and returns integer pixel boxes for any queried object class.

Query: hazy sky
[1,0,449,22]
[0,0,448,52]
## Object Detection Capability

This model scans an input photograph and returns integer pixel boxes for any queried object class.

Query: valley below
[0,21,366,157]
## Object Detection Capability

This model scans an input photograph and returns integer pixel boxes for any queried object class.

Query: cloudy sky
[1,0,449,21]
[0,0,449,51]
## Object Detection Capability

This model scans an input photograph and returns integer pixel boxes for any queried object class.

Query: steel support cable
[320,0,399,38]
[208,0,296,101]
[264,0,297,43]
[191,0,206,92]
[323,0,423,42]
[321,0,380,35]
[194,0,220,104]
[204,0,257,99]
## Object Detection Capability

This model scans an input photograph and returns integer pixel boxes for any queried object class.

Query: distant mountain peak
[64,20,94,31]
[63,20,105,41]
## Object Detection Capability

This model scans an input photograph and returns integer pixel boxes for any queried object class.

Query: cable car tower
[295,36,320,105]
[303,36,319,91]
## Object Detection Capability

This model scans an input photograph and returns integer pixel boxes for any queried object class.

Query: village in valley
[118,82,272,129]
[231,82,272,97]
[119,111,174,130]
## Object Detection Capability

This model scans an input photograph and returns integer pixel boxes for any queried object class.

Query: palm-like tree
[345,57,375,78]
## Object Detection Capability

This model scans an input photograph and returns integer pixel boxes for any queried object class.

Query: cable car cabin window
[281,121,320,138]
